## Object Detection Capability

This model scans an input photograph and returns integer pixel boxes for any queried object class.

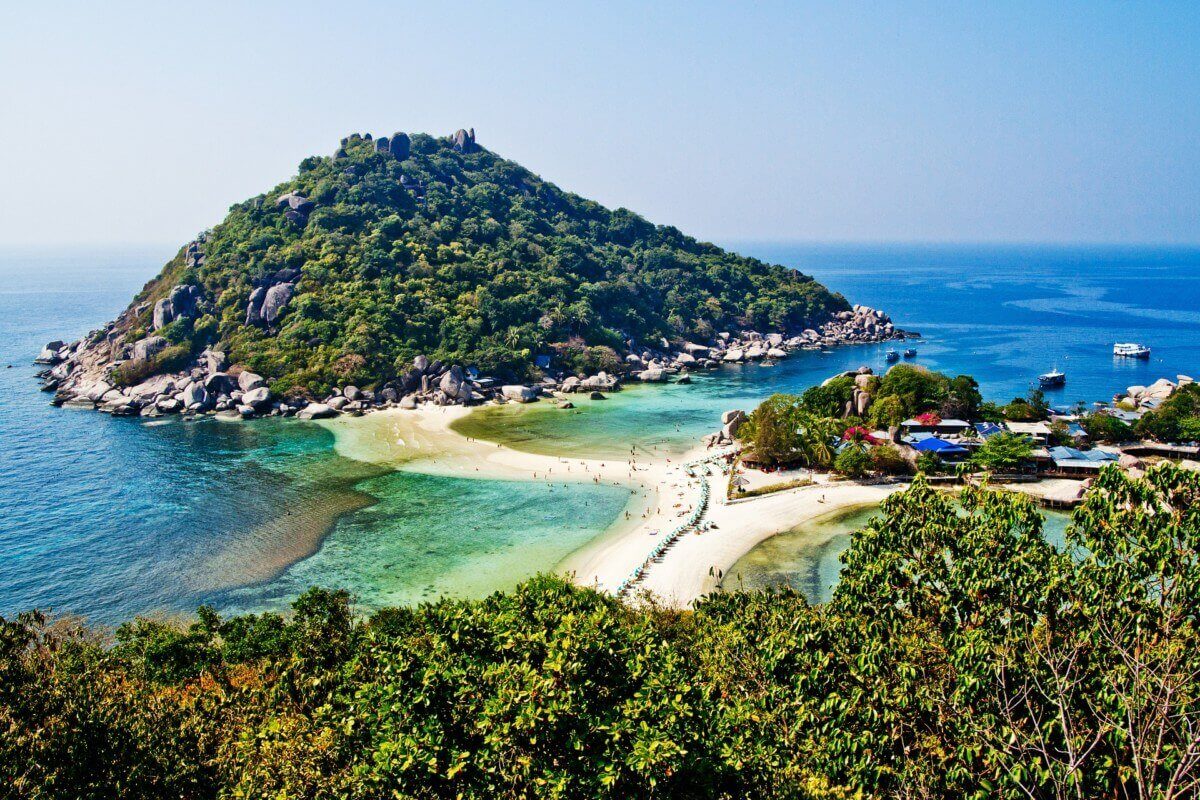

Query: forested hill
[105,129,849,396]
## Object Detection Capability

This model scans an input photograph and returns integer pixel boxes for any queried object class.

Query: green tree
[970,431,1034,472]
[1081,411,1137,443]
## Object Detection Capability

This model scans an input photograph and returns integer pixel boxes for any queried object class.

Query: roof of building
[974,422,1006,438]
[1048,446,1118,467]
[1006,421,1053,435]
[909,436,969,455]
[901,418,970,428]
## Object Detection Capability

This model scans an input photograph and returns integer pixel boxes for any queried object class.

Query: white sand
[327,404,903,608]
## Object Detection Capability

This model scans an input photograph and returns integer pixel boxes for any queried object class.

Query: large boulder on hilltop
[451,128,478,153]
[275,192,314,213]
[260,283,295,325]
[152,298,172,330]
[153,284,201,330]
[390,132,410,159]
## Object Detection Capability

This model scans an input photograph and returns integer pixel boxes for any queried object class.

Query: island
[34,128,909,420]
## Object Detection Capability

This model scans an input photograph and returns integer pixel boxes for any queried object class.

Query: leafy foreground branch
[3,464,1199,799]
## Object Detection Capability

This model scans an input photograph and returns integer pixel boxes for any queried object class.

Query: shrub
[834,444,873,478]
[870,443,909,475]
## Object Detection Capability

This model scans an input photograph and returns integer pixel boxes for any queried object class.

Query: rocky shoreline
[34,304,912,422]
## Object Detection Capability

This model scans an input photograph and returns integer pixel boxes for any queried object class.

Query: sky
[0,1,1198,247]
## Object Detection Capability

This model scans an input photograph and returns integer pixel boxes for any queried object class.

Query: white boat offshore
[1113,342,1151,359]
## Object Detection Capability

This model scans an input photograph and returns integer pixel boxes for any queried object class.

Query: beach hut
[1046,446,1118,476]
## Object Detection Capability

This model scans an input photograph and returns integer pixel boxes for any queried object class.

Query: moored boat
[1113,342,1151,359]
[1038,369,1066,388]
[903,348,917,358]
[885,349,899,362]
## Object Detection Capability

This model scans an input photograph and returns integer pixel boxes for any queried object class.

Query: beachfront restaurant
[1045,445,1118,476]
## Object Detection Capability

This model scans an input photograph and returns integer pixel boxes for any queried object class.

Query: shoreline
[321,403,912,608]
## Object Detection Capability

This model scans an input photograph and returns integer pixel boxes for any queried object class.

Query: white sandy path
[324,405,904,608]
[631,480,907,606]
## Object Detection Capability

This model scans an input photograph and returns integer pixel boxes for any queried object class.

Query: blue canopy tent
[908,436,969,458]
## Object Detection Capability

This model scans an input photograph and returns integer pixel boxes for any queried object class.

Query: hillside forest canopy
[124,131,849,397]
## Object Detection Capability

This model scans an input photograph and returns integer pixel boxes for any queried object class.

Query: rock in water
[501,385,539,403]
[241,386,271,408]
[297,403,337,420]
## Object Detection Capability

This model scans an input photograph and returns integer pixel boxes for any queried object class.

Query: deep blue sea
[2,243,1198,623]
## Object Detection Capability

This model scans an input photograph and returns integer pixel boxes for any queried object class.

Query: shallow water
[726,505,1072,605]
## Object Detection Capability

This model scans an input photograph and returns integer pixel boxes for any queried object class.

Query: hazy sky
[1,1,1198,246]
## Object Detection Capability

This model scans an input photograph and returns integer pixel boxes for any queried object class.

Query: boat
[885,350,899,362]
[903,348,917,358]
[1113,342,1151,359]
[1038,369,1066,389]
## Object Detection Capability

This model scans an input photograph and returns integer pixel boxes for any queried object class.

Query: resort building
[1004,421,1053,445]
[902,432,970,462]
[1045,446,1119,476]
[900,418,971,437]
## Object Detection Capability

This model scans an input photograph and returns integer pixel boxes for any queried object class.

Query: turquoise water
[458,244,1200,458]
[727,506,1072,605]
[2,244,1197,622]
[0,248,629,622]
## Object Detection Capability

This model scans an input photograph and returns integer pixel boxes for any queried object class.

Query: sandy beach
[322,404,909,609]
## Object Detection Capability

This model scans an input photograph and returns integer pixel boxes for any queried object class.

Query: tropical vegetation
[121,132,848,397]
[3,464,1198,798]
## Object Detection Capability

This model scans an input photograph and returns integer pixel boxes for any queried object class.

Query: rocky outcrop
[297,403,336,420]
[451,128,478,153]
[390,132,410,160]
[275,192,314,226]
[501,385,539,403]
[152,284,202,330]
[1116,377,1191,411]
[259,283,295,326]
[130,336,168,362]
